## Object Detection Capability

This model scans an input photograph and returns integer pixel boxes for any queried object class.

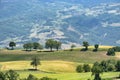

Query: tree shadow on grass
[80,48,87,51]
[27,69,56,74]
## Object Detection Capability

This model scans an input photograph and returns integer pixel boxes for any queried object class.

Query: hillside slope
[0,0,120,47]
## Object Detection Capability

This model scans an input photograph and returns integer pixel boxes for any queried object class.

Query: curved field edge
[18,72,119,80]
[0,61,83,72]
[0,50,119,63]
[0,61,119,80]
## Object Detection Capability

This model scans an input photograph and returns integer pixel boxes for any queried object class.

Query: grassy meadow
[0,46,120,80]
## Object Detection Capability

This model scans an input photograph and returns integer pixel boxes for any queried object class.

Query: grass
[0,50,120,63]
[0,61,119,80]
[0,46,119,80]
[18,72,120,80]
[0,49,119,63]
[0,61,79,72]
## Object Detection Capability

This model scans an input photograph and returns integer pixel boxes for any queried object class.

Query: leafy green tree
[100,60,116,72]
[107,64,116,71]
[113,46,120,52]
[76,65,83,73]
[45,39,55,51]
[26,74,38,80]
[100,60,108,72]
[38,44,43,50]
[31,57,40,70]
[23,43,33,51]
[0,71,5,80]
[93,44,99,51]
[116,60,120,71]
[82,41,89,50]
[27,43,33,51]
[92,62,103,80]
[23,43,28,51]
[5,70,19,80]
[107,48,115,56]
[70,44,76,51]
[33,42,42,50]
[83,64,91,72]
[54,41,61,51]
[9,41,16,50]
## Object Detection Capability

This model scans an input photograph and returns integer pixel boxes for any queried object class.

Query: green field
[0,61,119,80]
[0,46,120,80]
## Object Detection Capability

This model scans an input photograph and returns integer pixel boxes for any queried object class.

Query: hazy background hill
[0,0,120,48]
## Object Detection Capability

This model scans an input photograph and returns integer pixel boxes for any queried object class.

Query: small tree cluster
[106,48,115,56]
[45,39,61,51]
[23,42,43,51]
[0,70,19,80]
[99,60,120,72]
[0,70,57,80]
[76,64,91,73]
[100,60,116,72]
[113,46,120,52]
[21,74,57,80]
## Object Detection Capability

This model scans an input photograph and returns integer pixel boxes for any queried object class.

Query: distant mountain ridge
[0,0,120,47]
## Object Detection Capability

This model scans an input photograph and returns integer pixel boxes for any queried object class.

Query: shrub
[26,74,38,80]
[107,48,115,56]
[83,64,91,72]
[0,71,5,80]
[5,70,19,80]
[116,60,120,71]
[100,60,116,72]
[76,65,83,73]
[113,46,120,52]
[107,64,116,71]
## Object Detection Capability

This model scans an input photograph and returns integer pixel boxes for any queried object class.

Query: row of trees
[0,70,56,80]
[76,64,91,72]
[23,39,61,51]
[107,46,120,56]
[76,60,120,80]
[23,42,43,51]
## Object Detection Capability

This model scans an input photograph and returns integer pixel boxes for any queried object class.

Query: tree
[31,57,40,70]
[83,64,91,72]
[0,71,5,80]
[54,41,61,51]
[45,39,55,51]
[23,43,33,51]
[9,41,16,50]
[26,74,38,80]
[5,70,19,80]
[93,44,99,51]
[100,60,108,72]
[33,42,40,50]
[76,65,83,73]
[107,48,115,56]
[70,44,76,51]
[82,41,89,50]
[23,43,28,51]
[92,62,103,80]
[116,60,120,71]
